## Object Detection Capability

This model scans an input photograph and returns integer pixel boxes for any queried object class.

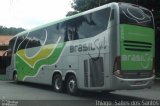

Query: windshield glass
[119,3,154,28]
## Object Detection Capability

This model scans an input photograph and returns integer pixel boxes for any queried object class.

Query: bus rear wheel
[52,74,64,92]
[66,75,78,95]
[13,72,18,82]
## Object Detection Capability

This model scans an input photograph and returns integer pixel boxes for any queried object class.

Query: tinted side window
[120,4,154,28]
[63,18,80,41]
[15,36,24,53]
[78,8,111,39]
[8,37,16,53]
[16,24,63,52]
[63,8,111,41]
[46,24,61,44]
[26,30,46,49]
[17,34,28,51]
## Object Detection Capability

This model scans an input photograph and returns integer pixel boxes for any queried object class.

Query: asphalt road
[0,81,159,106]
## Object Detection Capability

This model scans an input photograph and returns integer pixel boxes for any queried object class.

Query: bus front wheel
[66,75,78,95]
[52,74,64,92]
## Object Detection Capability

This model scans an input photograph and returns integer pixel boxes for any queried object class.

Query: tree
[66,0,112,16]
[0,26,25,35]
[66,11,79,16]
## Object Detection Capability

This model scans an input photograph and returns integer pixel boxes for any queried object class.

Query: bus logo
[122,53,152,69]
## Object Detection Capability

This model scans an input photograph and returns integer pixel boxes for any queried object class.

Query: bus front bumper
[112,75,155,90]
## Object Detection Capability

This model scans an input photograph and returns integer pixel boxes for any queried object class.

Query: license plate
[135,81,143,85]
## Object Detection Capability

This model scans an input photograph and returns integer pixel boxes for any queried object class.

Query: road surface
[0,80,159,106]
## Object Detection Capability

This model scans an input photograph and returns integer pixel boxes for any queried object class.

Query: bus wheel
[52,74,64,92]
[13,72,18,82]
[66,75,78,95]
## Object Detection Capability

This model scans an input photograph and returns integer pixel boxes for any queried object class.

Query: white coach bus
[6,2,155,95]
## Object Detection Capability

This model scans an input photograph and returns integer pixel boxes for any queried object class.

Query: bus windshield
[119,3,154,28]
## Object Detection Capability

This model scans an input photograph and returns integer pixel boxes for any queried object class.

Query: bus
[6,2,155,95]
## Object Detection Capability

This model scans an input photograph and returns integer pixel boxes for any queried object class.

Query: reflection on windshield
[120,4,154,28]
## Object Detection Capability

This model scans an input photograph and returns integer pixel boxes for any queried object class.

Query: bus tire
[66,75,78,95]
[13,72,18,83]
[52,74,64,92]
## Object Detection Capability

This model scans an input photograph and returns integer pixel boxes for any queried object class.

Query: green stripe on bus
[17,44,56,68]
[16,43,65,80]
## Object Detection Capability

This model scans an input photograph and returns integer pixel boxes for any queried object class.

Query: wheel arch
[52,70,62,81]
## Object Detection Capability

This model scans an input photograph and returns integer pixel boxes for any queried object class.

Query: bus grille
[123,40,152,52]
[84,57,104,87]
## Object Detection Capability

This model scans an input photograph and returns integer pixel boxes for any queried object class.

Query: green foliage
[71,0,111,13]
[0,26,25,35]
[67,0,115,16]
[66,11,79,16]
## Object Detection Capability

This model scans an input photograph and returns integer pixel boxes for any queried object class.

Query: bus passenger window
[65,26,79,41]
